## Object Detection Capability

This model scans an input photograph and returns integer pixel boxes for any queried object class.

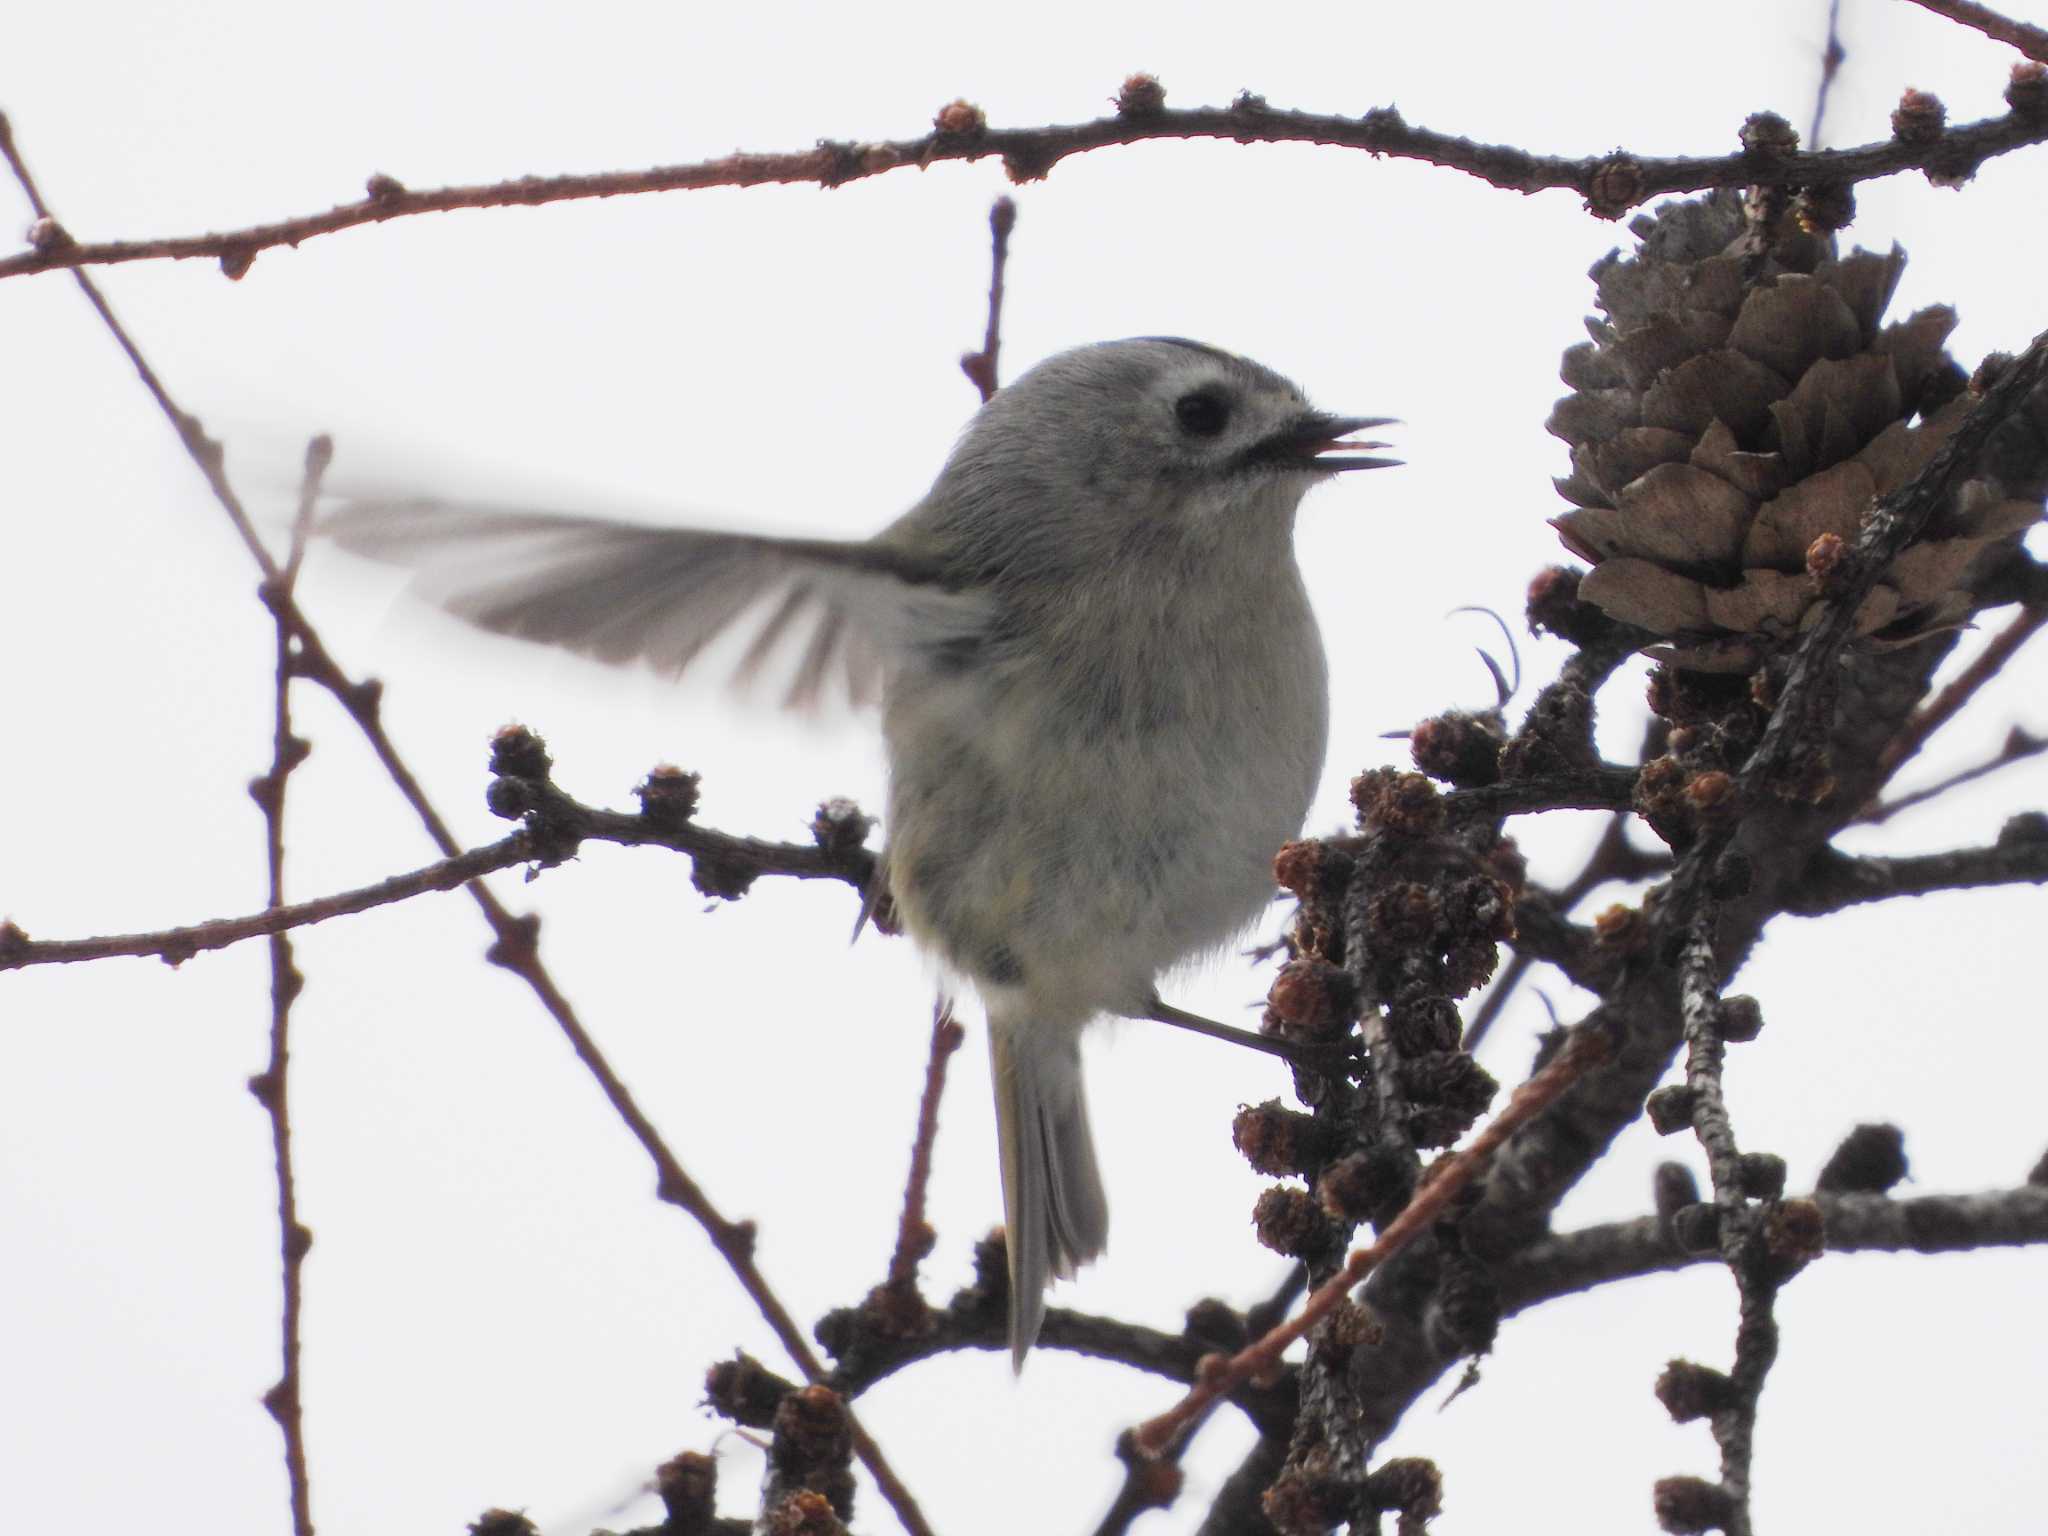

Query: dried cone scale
[1548,190,2046,673]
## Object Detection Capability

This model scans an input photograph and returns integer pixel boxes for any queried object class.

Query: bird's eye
[1173,389,1231,438]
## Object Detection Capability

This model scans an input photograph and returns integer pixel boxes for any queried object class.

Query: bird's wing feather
[321,497,987,708]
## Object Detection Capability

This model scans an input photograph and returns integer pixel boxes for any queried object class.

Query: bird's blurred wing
[320,498,985,708]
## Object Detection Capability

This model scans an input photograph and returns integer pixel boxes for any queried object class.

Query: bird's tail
[989,1013,1109,1369]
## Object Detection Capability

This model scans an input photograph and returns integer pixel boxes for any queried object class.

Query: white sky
[3,2,2045,1532]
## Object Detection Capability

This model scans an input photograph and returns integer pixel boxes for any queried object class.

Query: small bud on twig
[1115,73,1167,117]
[1646,1085,1697,1136]
[1817,1123,1908,1194]
[1891,88,1947,144]
[932,99,987,140]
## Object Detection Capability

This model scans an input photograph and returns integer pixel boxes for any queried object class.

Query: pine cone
[1548,190,2046,673]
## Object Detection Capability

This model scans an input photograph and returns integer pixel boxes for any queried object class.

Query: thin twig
[958,197,1015,403]
[826,1291,1296,1425]
[884,1002,966,1294]
[1675,905,1783,1536]
[1677,909,1742,1210]
[0,836,529,969]
[0,115,936,1536]
[1131,1027,1610,1456]
[247,436,332,1536]
[1194,1437,1289,1536]
[0,783,873,973]
[1091,1426,1203,1536]
[1442,766,1639,818]
[1870,602,2048,787]
[1495,1184,2048,1314]
[1902,0,2048,62]
[1858,724,2047,825]
[1461,950,1538,1057]
[7,97,2048,283]
[1809,0,1849,150]
[1094,1263,1317,1529]
[1781,834,2048,913]
[1242,1263,1309,1340]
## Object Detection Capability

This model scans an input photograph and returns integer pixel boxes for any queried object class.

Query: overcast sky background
[3,2,2045,1532]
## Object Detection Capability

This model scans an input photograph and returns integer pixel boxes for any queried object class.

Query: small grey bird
[324,338,1394,1365]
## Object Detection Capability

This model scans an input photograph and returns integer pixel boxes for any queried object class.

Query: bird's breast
[880,556,1328,1010]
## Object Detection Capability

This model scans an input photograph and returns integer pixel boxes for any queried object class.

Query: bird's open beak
[1293,412,1401,472]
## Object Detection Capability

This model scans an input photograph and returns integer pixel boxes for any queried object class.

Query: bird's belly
[882,651,1324,1018]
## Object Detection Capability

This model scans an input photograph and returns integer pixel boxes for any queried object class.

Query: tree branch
[957,196,1015,403]
[1442,766,1640,818]
[1858,725,2047,826]
[1809,0,1849,149]
[821,1256,1295,1443]
[248,437,331,1536]
[1782,826,2048,913]
[1902,0,2048,63]
[0,770,875,973]
[1869,600,2048,790]
[882,1002,964,1297]
[0,835,523,970]
[1495,1184,2048,1314]
[6,96,2048,283]
[1673,909,1784,1536]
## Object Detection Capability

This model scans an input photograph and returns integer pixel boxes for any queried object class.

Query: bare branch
[1677,910,1744,1213]
[1809,0,1849,148]
[1193,1437,1289,1536]
[248,434,334,1536]
[1783,826,2048,913]
[0,835,526,970]
[1870,601,2048,790]
[1859,724,2047,825]
[958,196,1016,403]
[1442,766,1640,818]
[1499,890,1609,991]
[883,1002,966,1296]
[0,773,873,974]
[1903,0,2048,63]
[1495,1185,2048,1313]
[1090,1427,1199,1536]
[823,1248,1295,1442]
[7,97,2048,284]
[1673,910,1778,1536]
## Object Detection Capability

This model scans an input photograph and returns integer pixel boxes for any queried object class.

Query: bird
[322,337,1395,1365]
